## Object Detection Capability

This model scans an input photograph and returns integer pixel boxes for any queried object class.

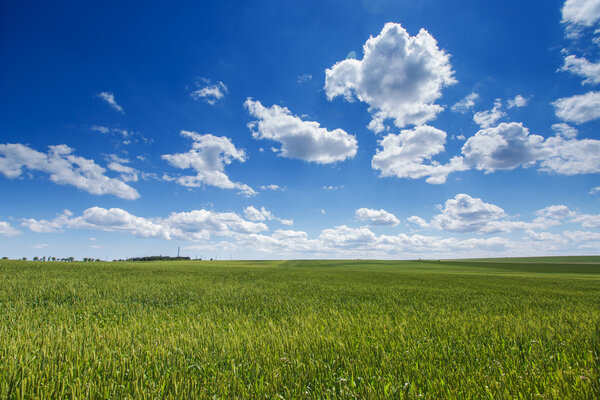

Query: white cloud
[0,143,140,199]
[407,195,600,235]
[297,74,312,83]
[323,185,344,190]
[67,207,172,239]
[113,129,131,138]
[562,0,600,28]
[524,229,600,251]
[379,234,511,254]
[244,206,273,221]
[191,80,228,105]
[372,120,600,184]
[525,230,568,244]
[316,225,512,255]
[473,99,506,128]
[463,122,600,175]
[259,184,284,191]
[325,22,455,132]
[409,196,561,235]
[239,226,516,257]
[462,122,546,172]
[561,55,600,85]
[164,209,268,238]
[529,204,579,231]
[91,125,110,134]
[535,204,577,220]
[97,92,124,113]
[563,230,600,243]
[236,230,319,254]
[162,131,255,196]
[320,225,378,249]
[451,92,479,113]
[407,215,430,228]
[507,94,530,109]
[23,207,269,241]
[551,123,578,139]
[531,205,600,230]
[591,186,600,194]
[573,213,600,228]
[553,91,600,124]
[17,203,600,258]
[244,206,293,226]
[538,132,600,175]
[371,125,467,184]
[355,208,400,226]
[245,99,357,164]
[90,126,147,146]
[429,194,509,233]
[0,221,20,236]
[473,95,528,127]
[21,210,73,233]
[106,155,138,182]
[31,243,48,249]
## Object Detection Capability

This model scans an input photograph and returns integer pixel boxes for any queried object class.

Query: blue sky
[1,0,599,260]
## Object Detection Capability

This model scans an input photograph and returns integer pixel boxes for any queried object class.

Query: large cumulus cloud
[325,23,455,132]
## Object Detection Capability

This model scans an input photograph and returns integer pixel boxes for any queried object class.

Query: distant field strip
[0,258,599,399]
[447,255,600,264]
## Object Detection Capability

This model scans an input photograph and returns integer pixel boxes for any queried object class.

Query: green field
[0,258,599,399]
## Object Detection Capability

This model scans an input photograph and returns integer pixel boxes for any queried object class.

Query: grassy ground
[0,258,598,399]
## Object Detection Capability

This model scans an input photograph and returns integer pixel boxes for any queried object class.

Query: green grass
[0,258,599,399]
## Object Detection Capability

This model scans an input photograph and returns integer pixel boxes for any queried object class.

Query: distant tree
[126,256,191,262]
[1,257,8,260]
[33,256,39,261]
[51,257,56,261]
[22,257,27,261]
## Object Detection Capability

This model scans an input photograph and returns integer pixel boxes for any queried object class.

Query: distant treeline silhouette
[126,256,191,262]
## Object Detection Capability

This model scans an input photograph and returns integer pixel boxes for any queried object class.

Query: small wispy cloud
[91,125,110,134]
[97,92,124,113]
[0,221,21,237]
[323,185,344,191]
[297,74,312,83]
[507,94,530,109]
[106,154,139,182]
[244,205,293,226]
[190,79,228,105]
[90,126,151,146]
[473,99,505,128]
[260,184,285,191]
[451,92,479,113]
